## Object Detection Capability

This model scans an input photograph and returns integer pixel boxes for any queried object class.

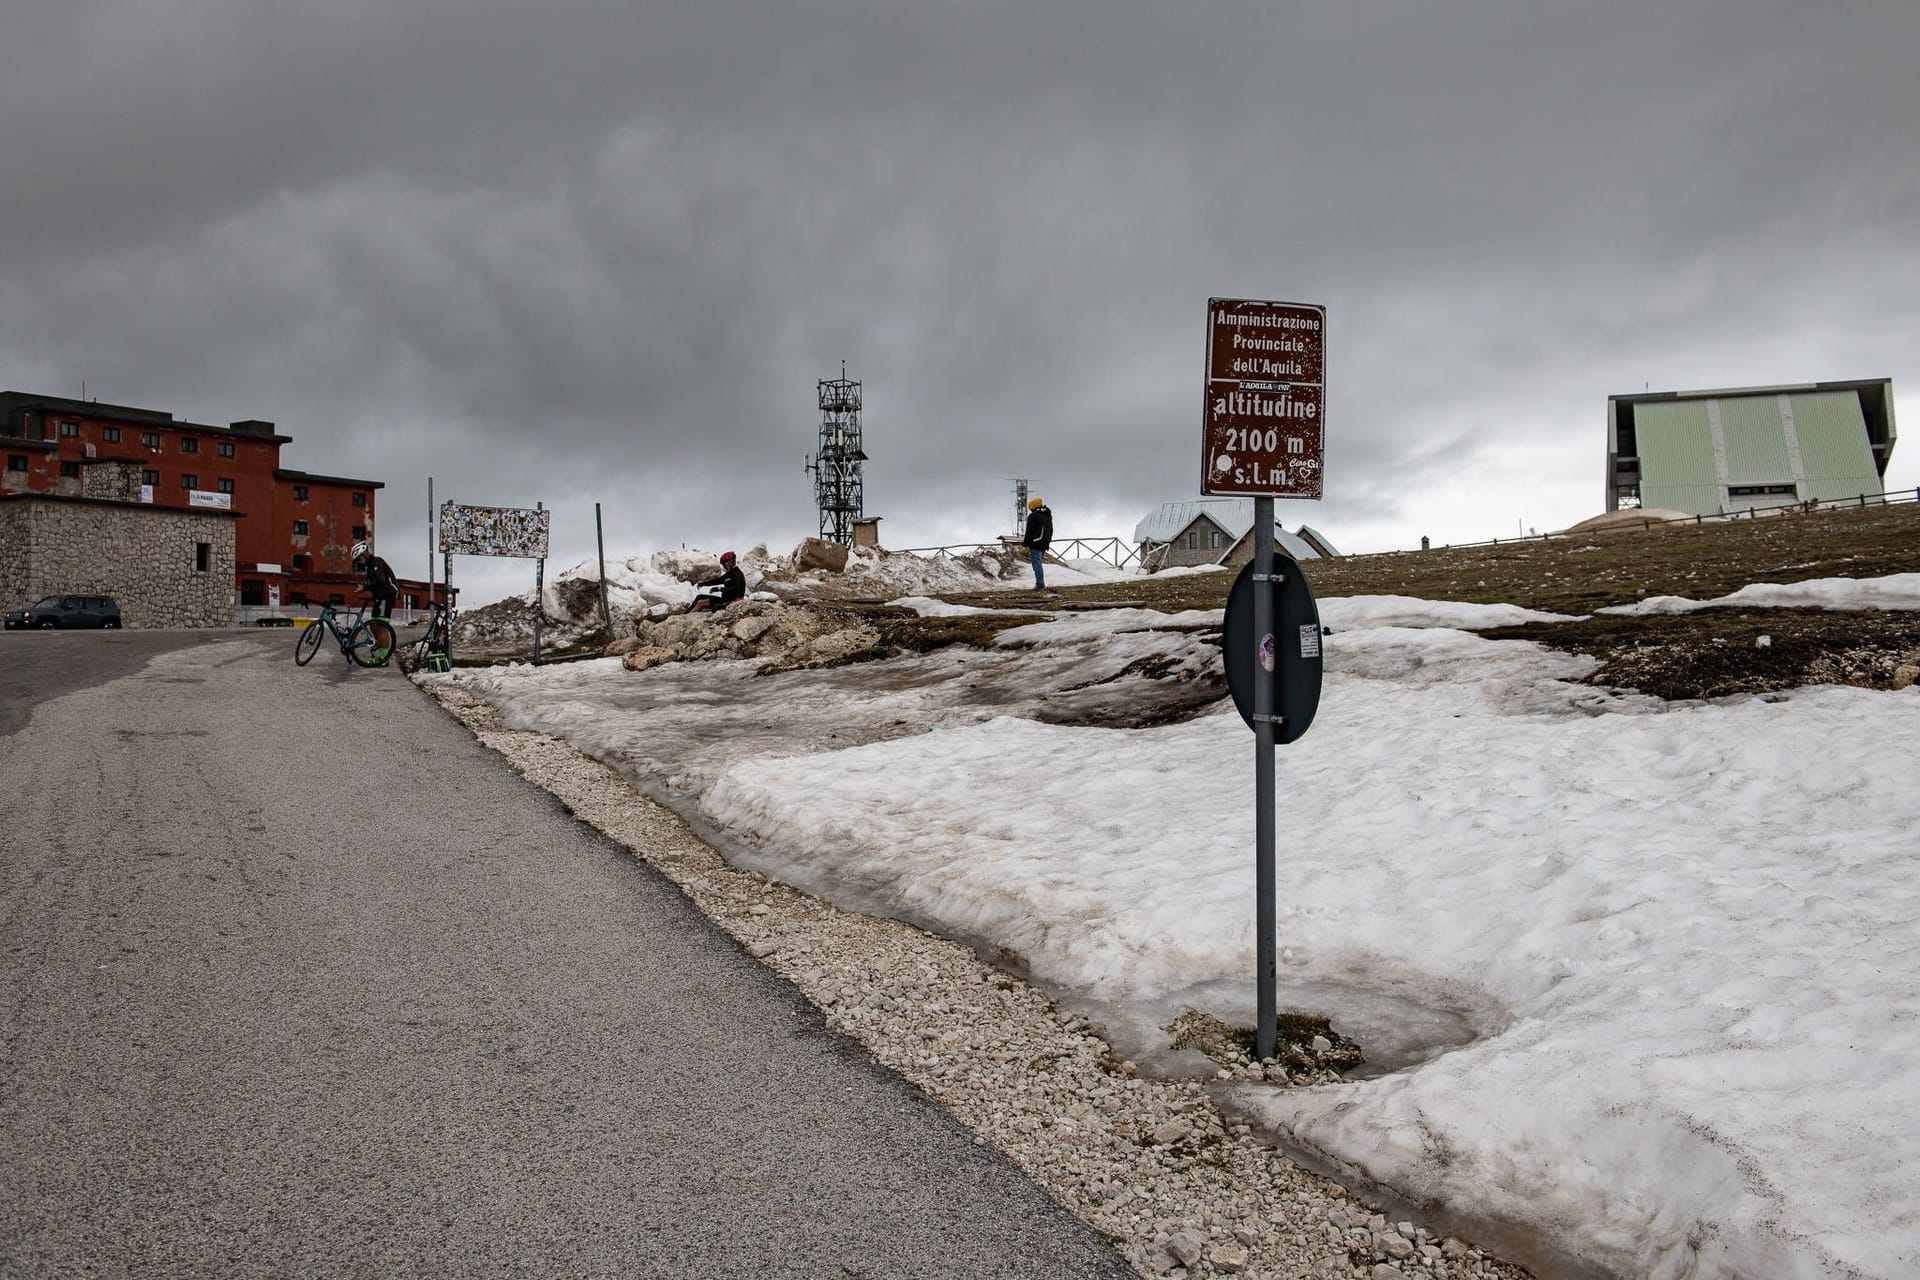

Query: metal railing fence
[1413,486,1919,555]
[895,536,1144,569]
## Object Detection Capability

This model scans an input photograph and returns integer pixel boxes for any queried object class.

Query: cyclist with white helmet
[352,540,399,661]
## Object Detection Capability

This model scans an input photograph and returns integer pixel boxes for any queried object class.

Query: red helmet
[720,550,736,564]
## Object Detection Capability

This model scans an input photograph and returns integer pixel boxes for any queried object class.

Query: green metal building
[1606,379,1897,515]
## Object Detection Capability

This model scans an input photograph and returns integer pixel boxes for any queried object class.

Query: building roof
[274,468,385,490]
[1133,499,1268,544]
[1133,499,1340,560]
[0,391,293,443]
[1608,377,1893,407]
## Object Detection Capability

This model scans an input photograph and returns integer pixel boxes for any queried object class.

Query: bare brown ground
[933,503,1920,701]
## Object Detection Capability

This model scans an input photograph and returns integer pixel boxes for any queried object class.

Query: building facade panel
[1716,396,1793,486]
[1634,400,1723,514]
[1790,391,1880,501]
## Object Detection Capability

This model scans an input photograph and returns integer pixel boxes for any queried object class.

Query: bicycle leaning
[294,603,396,669]
[402,600,453,673]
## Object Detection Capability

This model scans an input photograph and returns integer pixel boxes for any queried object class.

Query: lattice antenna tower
[806,362,865,545]
[1011,479,1029,536]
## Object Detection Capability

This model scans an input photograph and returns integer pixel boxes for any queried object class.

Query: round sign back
[1222,552,1324,744]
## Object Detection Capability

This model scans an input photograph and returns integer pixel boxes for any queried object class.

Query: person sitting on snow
[687,550,746,613]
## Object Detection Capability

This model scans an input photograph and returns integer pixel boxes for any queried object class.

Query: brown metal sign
[1202,298,1326,498]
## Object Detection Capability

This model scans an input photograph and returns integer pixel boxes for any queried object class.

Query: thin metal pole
[532,501,545,664]
[427,477,435,616]
[596,502,612,633]
[1253,496,1277,1060]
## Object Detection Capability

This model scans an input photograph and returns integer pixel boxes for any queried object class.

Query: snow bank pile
[436,576,1920,1279]
[1599,572,1920,615]
[454,539,1039,653]
[1561,507,1695,534]
[806,543,1029,596]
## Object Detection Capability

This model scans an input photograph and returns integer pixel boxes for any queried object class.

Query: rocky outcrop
[793,537,849,573]
[601,598,880,672]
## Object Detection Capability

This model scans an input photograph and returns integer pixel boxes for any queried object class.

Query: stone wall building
[0,459,237,627]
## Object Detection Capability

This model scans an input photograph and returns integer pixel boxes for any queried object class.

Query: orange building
[0,391,445,613]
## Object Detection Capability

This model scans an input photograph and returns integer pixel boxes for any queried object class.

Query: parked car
[4,595,123,629]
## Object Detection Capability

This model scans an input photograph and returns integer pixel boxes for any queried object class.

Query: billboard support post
[596,502,612,633]
[532,502,546,663]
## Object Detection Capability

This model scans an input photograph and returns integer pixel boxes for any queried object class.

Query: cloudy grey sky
[5,1,1916,602]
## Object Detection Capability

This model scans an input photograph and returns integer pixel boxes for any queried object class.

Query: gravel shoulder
[426,682,1535,1280]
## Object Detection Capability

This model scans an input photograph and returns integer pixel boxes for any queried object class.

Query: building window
[181,474,198,489]
[180,437,199,453]
[217,478,234,494]
[58,420,79,438]
[1187,531,1198,550]
[59,461,81,477]
[352,492,366,507]
[292,554,311,570]
[8,455,28,471]
[195,543,211,573]
[142,432,161,448]
[241,580,265,606]
[293,519,309,536]
[1729,483,1797,498]
[290,591,309,605]
[293,486,308,501]
[351,525,366,540]
[327,593,346,606]
[1210,531,1222,549]
[217,441,235,458]
[103,426,121,443]
[143,469,160,486]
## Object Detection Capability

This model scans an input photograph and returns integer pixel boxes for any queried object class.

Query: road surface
[0,629,1130,1278]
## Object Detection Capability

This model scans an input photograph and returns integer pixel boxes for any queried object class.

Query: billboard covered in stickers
[439,501,550,558]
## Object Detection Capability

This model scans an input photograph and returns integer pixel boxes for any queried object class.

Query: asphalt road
[0,629,1131,1279]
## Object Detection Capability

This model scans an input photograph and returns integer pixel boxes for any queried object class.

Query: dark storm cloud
[5,2,1917,593]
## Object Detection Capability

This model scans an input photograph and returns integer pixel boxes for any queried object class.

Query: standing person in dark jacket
[1022,497,1053,590]
[688,550,746,613]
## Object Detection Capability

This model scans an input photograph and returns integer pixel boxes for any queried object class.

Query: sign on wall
[438,501,551,558]
[188,490,232,510]
[1201,298,1326,498]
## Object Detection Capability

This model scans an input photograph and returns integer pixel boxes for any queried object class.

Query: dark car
[4,594,123,629]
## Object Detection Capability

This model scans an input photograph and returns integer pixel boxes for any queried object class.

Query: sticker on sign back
[1299,624,1321,659]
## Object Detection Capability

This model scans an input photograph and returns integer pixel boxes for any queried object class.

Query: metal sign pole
[1252,497,1278,1060]
[427,476,435,611]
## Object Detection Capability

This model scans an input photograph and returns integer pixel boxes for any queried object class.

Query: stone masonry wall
[1,498,235,627]
[0,503,31,607]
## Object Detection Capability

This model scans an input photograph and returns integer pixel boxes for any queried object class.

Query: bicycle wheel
[294,620,325,665]
[348,619,395,668]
